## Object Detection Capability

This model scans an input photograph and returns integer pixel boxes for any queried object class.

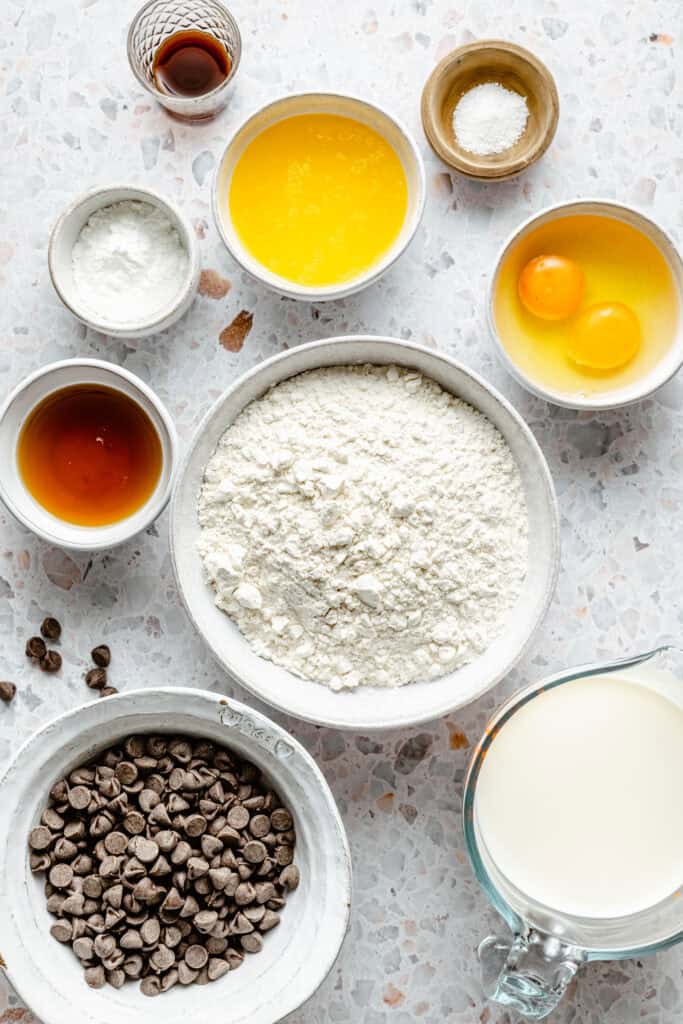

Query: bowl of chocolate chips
[0,688,351,1024]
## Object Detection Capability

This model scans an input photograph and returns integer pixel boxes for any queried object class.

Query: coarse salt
[453,82,528,156]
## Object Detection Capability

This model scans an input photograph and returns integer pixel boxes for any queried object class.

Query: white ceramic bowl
[170,336,560,731]
[0,688,351,1024]
[48,184,201,338]
[0,358,177,550]
[488,199,683,409]
[212,93,426,301]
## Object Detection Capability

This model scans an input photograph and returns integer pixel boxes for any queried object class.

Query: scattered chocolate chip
[40,649,62,673]
[91,644,111,668]
[0,681,16,704]
[40,617,62,641]
[100,687,118,698]
[85,668,107,690]
[26,636,47,660]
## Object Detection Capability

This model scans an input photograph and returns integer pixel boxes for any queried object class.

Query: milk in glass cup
[464,646,683,1020]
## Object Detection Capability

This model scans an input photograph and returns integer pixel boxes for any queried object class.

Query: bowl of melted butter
[213,93,425,300]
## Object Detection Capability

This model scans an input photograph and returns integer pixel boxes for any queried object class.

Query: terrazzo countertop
[1,0,682,1020]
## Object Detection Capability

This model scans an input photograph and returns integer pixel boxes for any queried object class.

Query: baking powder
[71,200,189,323]
[453,82,528,156]
[198,364,528,691]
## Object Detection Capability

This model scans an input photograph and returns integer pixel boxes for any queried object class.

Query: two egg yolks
[517,254,641,371]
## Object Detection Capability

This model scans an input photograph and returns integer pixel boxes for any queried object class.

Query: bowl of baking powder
[171,336,560,731]
[49,184,201,338]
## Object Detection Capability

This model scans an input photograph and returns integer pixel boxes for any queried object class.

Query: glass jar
[127,0,241,122]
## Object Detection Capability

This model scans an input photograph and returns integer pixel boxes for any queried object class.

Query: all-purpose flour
[198,364,528,690]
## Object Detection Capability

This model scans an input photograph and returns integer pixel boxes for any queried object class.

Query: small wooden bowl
[421,40,559,180]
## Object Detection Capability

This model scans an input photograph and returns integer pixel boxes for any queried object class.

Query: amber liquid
[152,30,231,98]
[18,385,162,527]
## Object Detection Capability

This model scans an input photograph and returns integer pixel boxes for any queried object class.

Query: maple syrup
[152,30,231,98]
[18,385,162,527]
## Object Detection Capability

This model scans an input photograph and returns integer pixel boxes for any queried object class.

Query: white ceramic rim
[170,335,560,730]
[0,687,352,1024]
[211,92,427,301]
[487,198,683,410]
[0,358,178,551]
[48,184,201,338]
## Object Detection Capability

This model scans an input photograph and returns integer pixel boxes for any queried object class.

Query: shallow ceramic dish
[48,184,200,338]
[421,40,559,180]
[212,93,426,301]
[0,358,177,550]
[0,688,351,1024]
[488,199,683,409]
[170,336,560,731]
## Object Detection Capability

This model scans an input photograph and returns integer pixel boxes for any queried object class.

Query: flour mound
[198,364,528,690]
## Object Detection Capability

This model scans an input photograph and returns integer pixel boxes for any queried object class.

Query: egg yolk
[567,302,641,371]
[518,254,585,321]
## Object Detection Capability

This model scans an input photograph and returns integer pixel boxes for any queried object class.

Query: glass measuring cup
[463,646,683,1020]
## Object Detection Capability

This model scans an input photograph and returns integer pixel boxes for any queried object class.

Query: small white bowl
[212,92,426,301]
[488,199,683,409]
[0,358,177,550]
[48,185,201,338]
[170,336,560,731]
[0,688,352,1024]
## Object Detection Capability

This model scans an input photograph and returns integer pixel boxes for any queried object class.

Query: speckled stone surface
[1,0,682,1020]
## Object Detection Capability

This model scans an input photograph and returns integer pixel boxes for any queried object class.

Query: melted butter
[229,113,408,287]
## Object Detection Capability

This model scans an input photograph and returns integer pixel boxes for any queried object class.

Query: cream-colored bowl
[170,336,560,731]
[212,93,426,301]
[49,185,200,338]
[488,199,683,409]
[0,359,177,550]
[0,688,351,1024]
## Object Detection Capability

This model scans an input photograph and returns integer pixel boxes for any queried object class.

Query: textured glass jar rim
[463,646,683,960]
[126,0,242,108]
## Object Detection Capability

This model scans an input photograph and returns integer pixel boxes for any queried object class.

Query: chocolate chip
[207,957,230,981]
[41,617,62,641]
[0,681,16,703]
[243,841,267,865]
[140,975,161,997]
[184,944,208,970]
[240,932,263,954]
[85,965,106,988]
[100,687,119,698]
[29,825,53,851]
[91,645,111,668]
[26,636,46,660]
[85,668,107,690]
[177,961,198,985]
[40,650,62,673]
[73,936,94,961]
[226,805,249,830]
[50,919,73,943]
[49,863,73,889]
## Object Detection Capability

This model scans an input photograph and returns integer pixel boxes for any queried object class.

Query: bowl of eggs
[488,200,683,408]
[212,92,426,301]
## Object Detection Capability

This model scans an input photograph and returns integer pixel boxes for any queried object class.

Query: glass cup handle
[478,930,585,1020]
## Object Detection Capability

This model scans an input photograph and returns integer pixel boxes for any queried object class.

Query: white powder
[72,200,189,323]
[453,82,528,156]
[198,364,528,691]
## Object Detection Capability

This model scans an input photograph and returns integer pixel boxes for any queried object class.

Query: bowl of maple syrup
[0,359,177,550]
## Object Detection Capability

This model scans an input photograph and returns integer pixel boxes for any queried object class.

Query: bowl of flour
[48,184,200,338]
[171,337,559,730]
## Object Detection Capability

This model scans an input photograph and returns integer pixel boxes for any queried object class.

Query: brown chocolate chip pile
[29,733,299,996]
